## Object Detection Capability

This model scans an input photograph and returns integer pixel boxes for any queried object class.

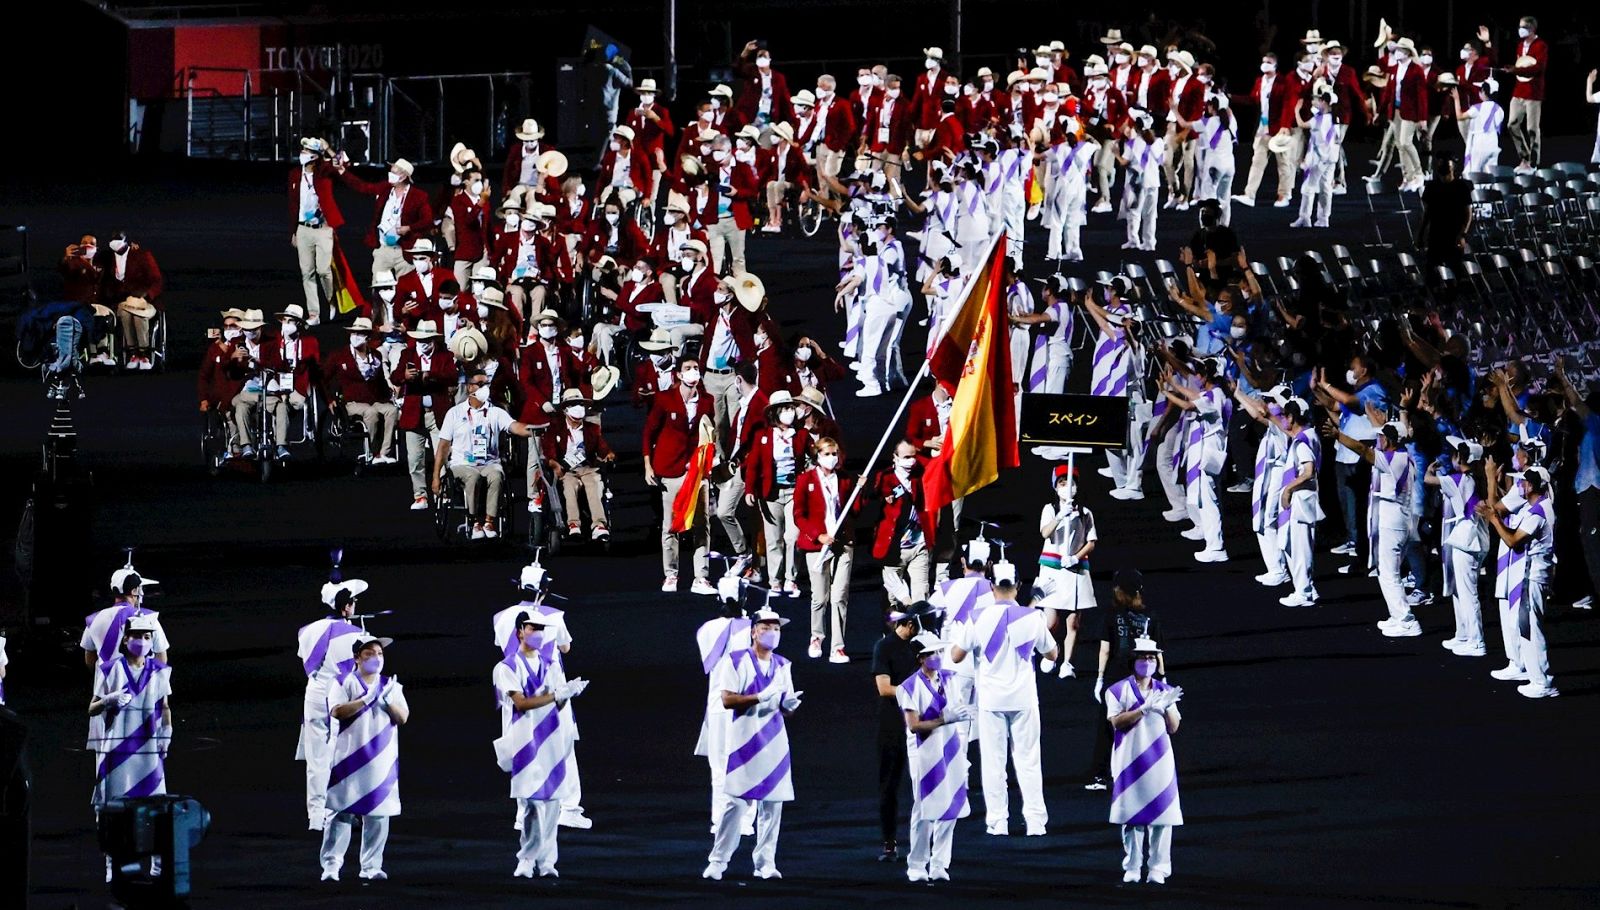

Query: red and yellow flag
[924,236,1019,518]
[330,237,369,316]
[670,415,718,533]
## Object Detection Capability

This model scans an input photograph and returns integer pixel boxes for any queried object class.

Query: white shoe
[1180,527,1205,541]
[808,636,823,659]
[855,385,884,398]
[1025,824,1047,836]
[1273,197,1292,208]
[1441,638,1466,652]
[1176,201,1191,211]
[514,861,535,878]
[986,822,1008,836]
[1160,509,1188,523]
[702,863,725,880]
[1454,643,1487,657]
[1123,870,1141,883]
[907,869,929,883]
[321,867,340,882]
[830,646,849,664]
[1289,218,1312,228]
[661,575,679,593]
[470,525,486,540]
[1517,682,1559,699]
[1329,542,1356,556]
[691,578,717,596]
[1278,593,1315,607]
[1313,220,1330,228]
[482,523,499,539]
[559,808,593,829]
[930,867,950,882]
[592,525,610,540]
[1490,664,1529,681]
[784,582,801,598]
[1194,549,1229,563]
[754,867,783,880]
[1255,573,1289,586]
[1097,467,1116,479]
[1091,201,1113,213]
[358,869,387,880]
[1332,184,1348,195]
[1148,871,1168,884]
[1109,488,1144,501]
[539,867,559,878]
[1226,481,1253,493]
[1381,620,1422,637]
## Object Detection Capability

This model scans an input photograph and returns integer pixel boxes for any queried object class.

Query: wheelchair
[320,395,381,476]
[87,305,168,373]
[526,441,615,556]
[209,382,322,481]
[433,431,519,545]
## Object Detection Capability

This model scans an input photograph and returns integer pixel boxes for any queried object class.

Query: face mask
[504,214,521,230]
[281,321,299,337]
[523,140,538,153]
[567,334,586,350]
[1327,55,1343,66]
[756,56,771,68]
[754,332,769,348]
[887,88,901,99]
[1230,325,1248,339]
[1134,658,1157,679]
[361,656,384,675]
[711,149,728,162]
[1197,74,1212,84]
[777,408,796,425]
[1461,48,1472,60]
[523,629,543,649]
[538,325,559,340]
[663,212,679,226]
[566,405,587,419]
[377,288,396,303]
[1513,452,1527,471]
[818,453,839,470]
[83,246,97,258]
[923,653,943,672]
[629,267,647,284]
[126,637,149,657]
[468,179,483,195]
[1518,27,1530,39]
[610,140,622,152]
[1393,52,1409,64]
[757,629,780,650]
[653,354,674,368]
[943,84,958,96]
[1419,54,1433,66]
[1115,54,1130,65]
[925,58,938,70]
[875,227,890,243]
[795,346,812,362]
[1261,62,1276,73]
[816,88,833,99]
[574,183,587,197]
[419,340,436,354]
[639,93,655,105]
[857,75,872,87]
[680,368,701,385]
[680,255,696,272]
[415,258,432,274]
[710,98,723,110]
[896,455,917,470]
[1299,60,1315,74]
[300,151,315,164]
[110,239,128,253]
[1043,91,1060,103]
[470,385,489,404]
[387,171,403,185]
[605,212,620,225]
[1035,56,1051,68]
[1057,483,1074,501]
[223,327,242,341]
[714,290,732,306]
[1346,369,1360,386]
[699,111,714,123]
[245,328,261,341]
[1168,64,1181,77]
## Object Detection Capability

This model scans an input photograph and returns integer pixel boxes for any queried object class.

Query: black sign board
[1020,393,1128,448]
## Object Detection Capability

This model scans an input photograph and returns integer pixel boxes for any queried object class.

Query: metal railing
[344,72,533,166]
[180,66,252,159]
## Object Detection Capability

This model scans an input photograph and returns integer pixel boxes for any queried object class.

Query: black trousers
[1576,488,1600,600]
[877,720,907,843]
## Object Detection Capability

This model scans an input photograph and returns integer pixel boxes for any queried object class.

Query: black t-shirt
[872,632,922,726]
[1092,609,1164,674]
[1421,179,1472,253]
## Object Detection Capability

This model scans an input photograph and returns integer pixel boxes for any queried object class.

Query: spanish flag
[670,415,718,533]
[330,237,369,316]
[924,235,1019,518]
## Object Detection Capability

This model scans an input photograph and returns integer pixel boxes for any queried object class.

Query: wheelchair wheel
[201,412,226,475]
[799,198,824,238]
[16,339,42,371]
[259,453,274,484]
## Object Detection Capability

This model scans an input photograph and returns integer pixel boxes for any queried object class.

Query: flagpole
[828,229,1006,536]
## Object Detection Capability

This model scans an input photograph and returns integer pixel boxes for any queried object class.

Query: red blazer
[97,246,165,307]
[632,361,672,409]
[649,225,710,268]
[502,142,562,197]
[758,145,813,189]
[864,95,915,153]
[391,344,459,430]
[958,92,1007,133]
[793,468,857,551]
[1508,36,1548,101]
[677,264,721,326]
[517,340,586,425]
[615,278,663,332]
[340,172,434,251]
[259,334,322,398]
[598,143,654,196]
[541,418,614,467]
[703,305,776,367]
[1082,85,1129,138]
[626,103,676,157]
[1378,61,1428,122]
[910,68,949,130]
[59,255,102,306]
[743,425,812,501]
[723,389,770,462]
[393,270,446,329]
[705,161,760,231]
[816,98,857,151]
[288,161,345,229]
[494,231,571,287]
[707,108,747,137]
[753,345,785,398]
[925,114,967,160]
[583,218,651,267]
[1231,74,1290,134]
[643,386,715,478]
[805,412,842,443]
[1457,51,1494,93]
[904,395,943,452]
[1278,70,1313,131]
[1132,67,1172,117]
[734,60,793,125]
[447,192,490,263]
[1317,65,1370,126]
[198,340,245,406]
[780,354,848,396]
[1170,77,1206,128]
[323,345,393,405]
[870,466,936,560]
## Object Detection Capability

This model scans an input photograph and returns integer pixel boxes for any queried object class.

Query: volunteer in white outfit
[703,608,802,881]
[694,580,754,832]
[492,611,589,878]
[1235,386,1293,587]
[927,541,995,749]
[1008,275,1075,395]
[1277,400,1323,606]
[319,635,409,882]
[897,632,973,883]
[1163,357,1231,562]
[296,578,368,831]
[1194,94,1238,225]
[1479,463,1560,698]
[1035,465,1097,679]
[1118,111,1165,251]
[1427,437,1489,657]
[1588,70,1600,164]
[1106,637,1184,884]
[1333,421,1422,636]
[1292,85,1340,229]
[83,562,171,676]
[89,614,173,882]
[1042,124,1096,263]
[949,566,1056,836]
[855,216,911,398]
[1085,286,1141,492]
[1456,76,1506,175]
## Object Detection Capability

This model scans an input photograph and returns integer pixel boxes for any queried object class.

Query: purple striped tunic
[1106,676,1183,827]
[714,649,796,802]
[92,657,171,808]
[896,670,969,822]
[326,672,406,817]
[493,651,574,801]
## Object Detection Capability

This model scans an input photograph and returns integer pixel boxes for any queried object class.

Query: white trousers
[301,691,333,825]
[1519,582,1552,688]
[516,798,560,872]
[1256,529,1287,579]
[660,473,711,580]
[859,293,904,392]
[1376,525,1415,622]
[320,813,389,877]
[759,491,799,586]
[1105,400,1148,491]
[906,807,955,877]
[1287,520,1318,601]
[975,705,1046,829]
[1047,221,1084,261]
[882,544,932,607]
[1121,823,1172,878]
[296,224,334,320]
[1448,548,1485,647]
[843,291,864,360]
[1297,161,1335,226]
[1126,187,1159,249]
[708,797,783,874]
[1186,473,1224,552]
[1156,427,1187,514]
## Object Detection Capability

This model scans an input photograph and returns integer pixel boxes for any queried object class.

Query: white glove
[756,689,784,715]
[380,678,403,706]
[552,683,574,701]
[1092,677,1104,704]
[940,705,963,724]
[1039,657,1057,674]
[780,691,802,713]
[115,691,134,710]
[565,678,591,699]
[1164,686,1184,708]
[953,703,976,722]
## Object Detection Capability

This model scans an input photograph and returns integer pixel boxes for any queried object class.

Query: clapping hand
[781,690,803,713]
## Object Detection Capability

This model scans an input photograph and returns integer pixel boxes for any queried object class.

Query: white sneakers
[784,581,801,598]
[358,869,387,881]
[830,646,849,664]
[690,578,718,596]
[985,822,1008,836]
[1279,593,1317,607]
[1160,509,1188,523]
[1255,573,1289,586]
[701,863,725,880]
[753,867,783,880]
[1091,201,1113,214]
[1194,549,1229,563]
[1109,488,1144,500]
[1148,871,1168,884]
[1231,194,1255,208]
[808,636,824,659]
[513,861,535,878]
[1329,542,1357,556]
[661,575,678,593]
[1489,664,1529,681]
[1380,618,1422,637]
[1123,870,1141,883]
[320,867,340,882]
[1517,682,1559,699]
[1025,823,1046,836]
[1180,527,1206,541]
[559,808,592,829]
[1272,198,1293,208]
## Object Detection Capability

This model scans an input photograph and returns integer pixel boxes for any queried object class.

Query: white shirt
[299,167,322,222]
[439,401,516,467]
[378,187,406,240]
[954,600,1052,710]
[707,305,739,369]
[563,423,587,467]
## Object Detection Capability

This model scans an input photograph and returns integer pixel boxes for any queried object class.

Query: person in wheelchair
[323,317,399,464]
[433,370,539,540]
[96,229,165,371]
[199,309,247,444]
[228,309,270,458]
[649,195,708,309]
[583,195,651,274]
[257,304,322,460]
[60,236,113,365]
[494,202,571,323]
[393,320,457,509]
[757,121,812,233]
[594,257,660,369]
[541,389,616,540]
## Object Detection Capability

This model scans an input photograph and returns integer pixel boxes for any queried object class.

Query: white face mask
[887,87,901,99]
[1168,64,1181,77]
[566,336,583,350]
[1327,55,1343,67]
[1461,48,1472,60]
[1043,91,1060,103]
[223,327,242,341]
[504,214,521,230]
[300,151,315,164]
[1518,27,1530,38]
[630,267,647,284]
[387,171,403,185]
[857,75,872,87]
[925,58,939,70]
[477,304,490,319]
[1115,53,1130,64]
[605,212,620,224]
[756,56,771,68]
[754,332,769,348]
[1346,369,1360,386]
[1393,52,1409,64]
[610,140,622,152]
[574,183,586,197]
[1262,62,1276,73]
[680,254,696,272]
[795,346,813,362]
[816,87,833,99]
[1057,482,1074,501]
[777,408,796,425]
[680,368,701,385]
[896,455,916,469]
[450,173,462,187]
[415,258,432,274]
[281,320,299,337]
[1035,55,1051,68]
[1299,60,1315,74]
[82,246,97,258]
[523,140,538,152]
[110,239,128,253]
[378,288,396,302]
[1230,325,1248,339]
[699,111,714,123]
[1197,74,1212,84]
[710,98,723,110]
[663,212,679,225]
[469,180,483,195]
[714,290,732,305]
[818,453,839,470]
[1419,54,1433,66]
[538,325,559,340]
[944,84,958,96]
[470,385,488,404]
[711,149,728,162]
[419,340,436,354]
[566,405,586,419]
